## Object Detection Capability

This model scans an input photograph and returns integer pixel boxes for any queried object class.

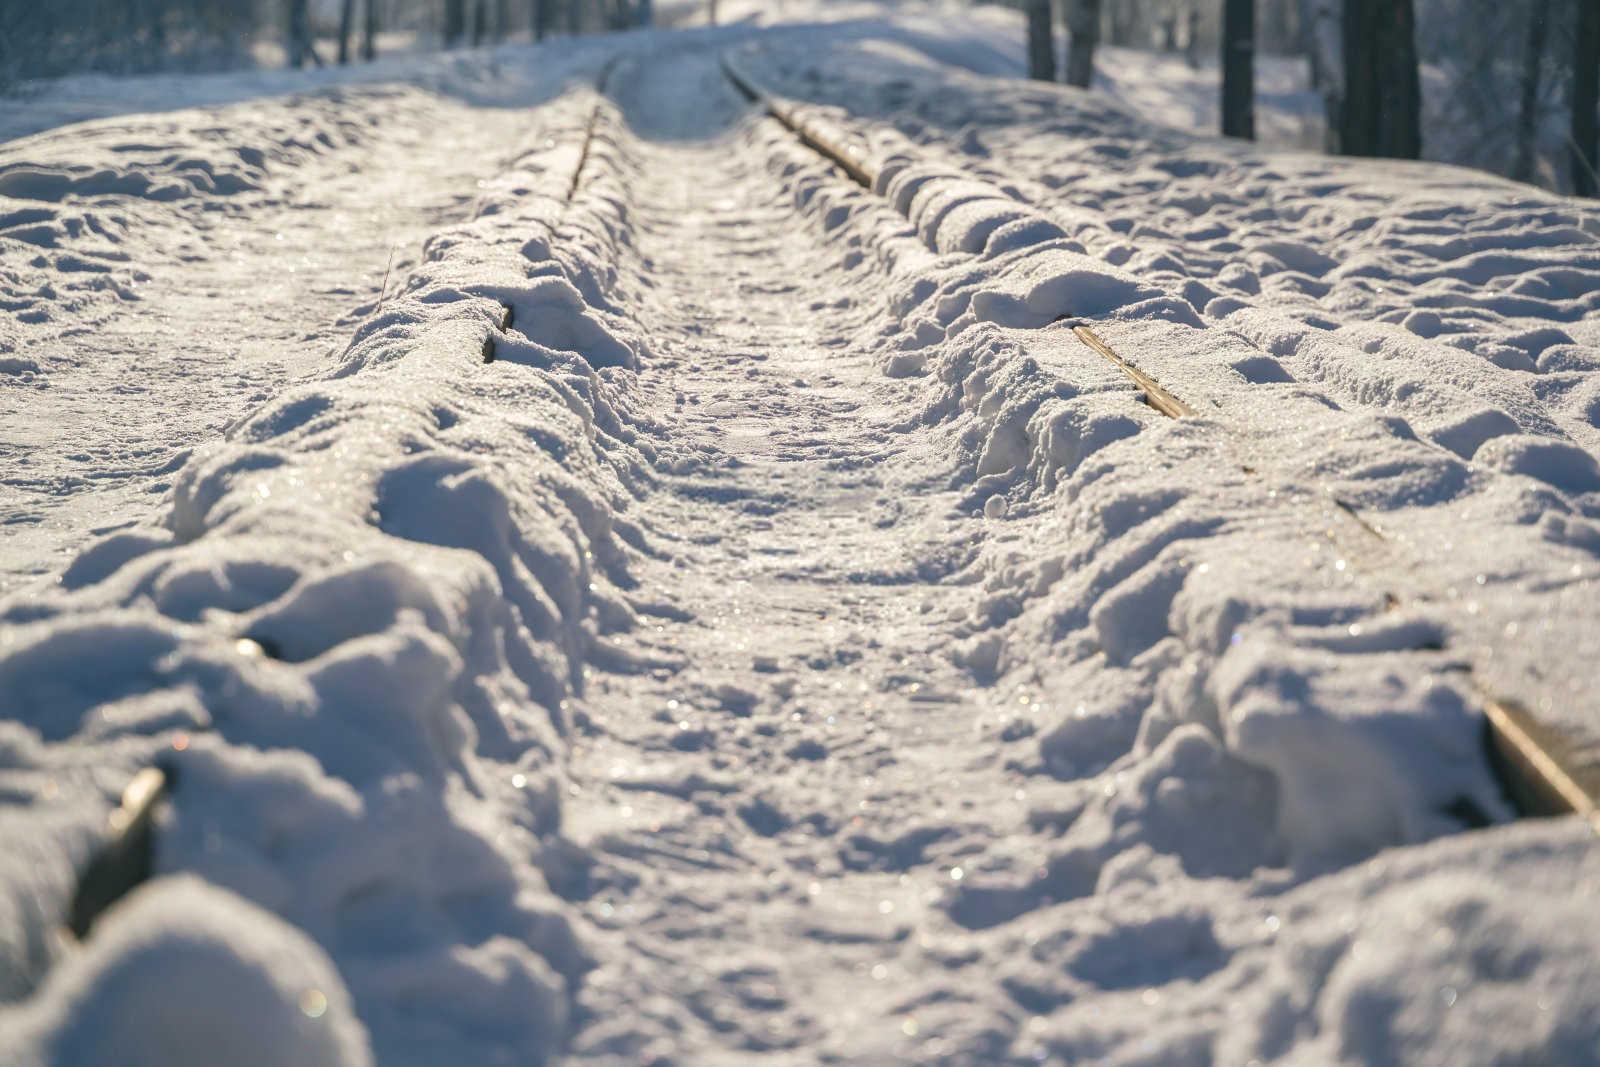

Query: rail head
[69,765,171,939]
[720,52,875,190]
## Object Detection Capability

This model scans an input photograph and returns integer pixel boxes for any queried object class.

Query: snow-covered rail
[56,61,633,957]
[9,23,1600,1062]
[5,52,654,1062]
[721,51,1600,838]
[724,54,1203,425]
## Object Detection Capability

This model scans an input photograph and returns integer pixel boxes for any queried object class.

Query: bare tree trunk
[1028,0,1057,81]
[1340,0,1420,158]
[338,0,356,63]
[1065,0,1101,88]
[532,0,553,38]
[147,0,168,70]
[567,0,581,33]
[362,0,378,60]
[1108,0,1138,45]
[472,0,488,44]
[444,0,467,45]
[1300,0,1342,152]
[1574,0,1600,196]
[709,0,718,26]
[1221,0,1255,139]
[1513,0,1551,183]
[1186,6,1201,69]
[287,0,317,67]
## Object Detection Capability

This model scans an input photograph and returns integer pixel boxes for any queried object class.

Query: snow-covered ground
[3,5,1600,1066]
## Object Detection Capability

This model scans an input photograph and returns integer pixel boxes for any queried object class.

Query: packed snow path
[4,10,1600,1067]
[567,47,1042,1059]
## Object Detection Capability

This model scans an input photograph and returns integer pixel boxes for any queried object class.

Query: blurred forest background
[0,0,1596,195]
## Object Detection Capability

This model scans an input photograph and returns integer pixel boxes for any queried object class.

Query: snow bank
[751,56,1507,873]
[0,90,404,341]
[4,876,370,1067]
[745,20,1600,768]
[0,86,654,1065]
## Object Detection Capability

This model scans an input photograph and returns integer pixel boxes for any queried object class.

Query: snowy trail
[566,45,1030,1059]
[0,89,525,591]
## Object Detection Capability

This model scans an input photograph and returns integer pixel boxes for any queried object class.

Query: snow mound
[2,876,370,1067]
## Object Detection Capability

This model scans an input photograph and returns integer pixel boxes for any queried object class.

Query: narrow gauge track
[722,53,1600,835]
[42,32,1600,1064]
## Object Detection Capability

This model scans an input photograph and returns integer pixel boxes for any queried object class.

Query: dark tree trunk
[338,0,356,64]
[496,0,510,39]
[444,0,467,45]
[472,0,488,44]
[1107,0,1137,45]
[1574,0,1600,196]
[567,0,581,33]
[1065,0,1101,88]
[148,0,168,68]
[1222,0,1255,139]
[1027,0,1056,81]
[1340,0,1420,159]
[709,0,718,26]
[362,0,378,60]
[532,0,553,38]
[1514,0,1551,183]
[1301,0,1342,153]
[287,0,316,67]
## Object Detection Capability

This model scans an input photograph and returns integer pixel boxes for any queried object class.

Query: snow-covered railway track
[720,52,1600,838]
[8,20,1600,1066]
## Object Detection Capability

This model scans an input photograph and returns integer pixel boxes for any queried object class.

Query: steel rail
[721,56,875,189]
[69,766,170,938]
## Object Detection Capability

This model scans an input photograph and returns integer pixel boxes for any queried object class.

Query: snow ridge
[0,86,651,1067]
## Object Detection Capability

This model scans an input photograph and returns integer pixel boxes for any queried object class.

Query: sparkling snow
[2,4,1599,1065]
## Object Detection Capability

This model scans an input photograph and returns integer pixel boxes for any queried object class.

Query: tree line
[279,0,653,70]
[1,1,1592,196]
[0,0,652,86]
[1023,0,1600,196]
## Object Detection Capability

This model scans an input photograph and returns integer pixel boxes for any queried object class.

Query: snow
[10,876,371,1067]
[3,3,1600,1065]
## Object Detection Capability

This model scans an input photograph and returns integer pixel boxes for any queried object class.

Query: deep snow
[2,5,1599,1066]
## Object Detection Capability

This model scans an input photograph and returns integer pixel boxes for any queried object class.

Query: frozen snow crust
[3,8,1600,1066]
[1,80,652,1065]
